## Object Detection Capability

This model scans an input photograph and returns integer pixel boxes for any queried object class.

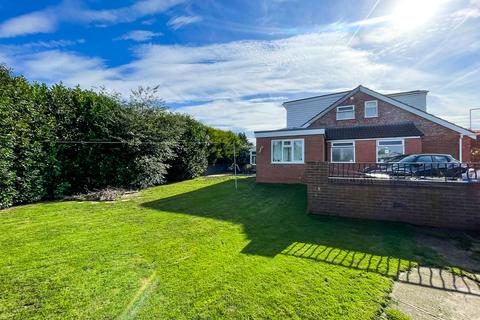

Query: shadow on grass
[141,177,480,295]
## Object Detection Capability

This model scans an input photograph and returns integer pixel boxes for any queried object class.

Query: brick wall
[405,138,422,154]
[473,134,480,162]
[354,140,376,162]
[308,91,471,160]
[307,162,480,230]
[256,135,325,184]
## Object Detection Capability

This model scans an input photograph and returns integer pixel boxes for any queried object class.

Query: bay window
[272,139,304,163]
[331,142,355,163]
[376,140,404,163]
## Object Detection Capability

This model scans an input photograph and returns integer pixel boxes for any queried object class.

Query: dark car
[388,154,466,179]
[381,154,410,163]
[362,154,409,174]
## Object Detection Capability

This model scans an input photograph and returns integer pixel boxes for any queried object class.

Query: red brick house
[254,85,477,184]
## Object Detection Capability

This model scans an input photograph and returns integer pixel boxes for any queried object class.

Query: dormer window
[336,105,355,120]
[365,100,378,118]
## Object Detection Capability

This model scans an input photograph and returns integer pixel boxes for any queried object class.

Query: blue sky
[1,0,480,138]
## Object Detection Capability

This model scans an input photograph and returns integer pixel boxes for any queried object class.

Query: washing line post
[233,140,238,190]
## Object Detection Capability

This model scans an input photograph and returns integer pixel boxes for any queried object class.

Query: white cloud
[0,52,12,67]
[77,0,185,24]
[116,30,163,42]
[176,99,285,132]
[0,10,57,38]
[141,19,157,25]
[0,0,185,38]
[167,15,203,30]
[26,39,85,49]
[2,29,476,133]
[453,0,480,18]
[18,50,118,85]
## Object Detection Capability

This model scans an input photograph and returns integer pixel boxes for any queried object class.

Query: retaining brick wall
[307,162,480,230]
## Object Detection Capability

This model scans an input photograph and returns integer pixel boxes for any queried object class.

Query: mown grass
[0,176,440,319]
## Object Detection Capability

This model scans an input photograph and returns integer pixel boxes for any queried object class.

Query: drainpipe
[459,134,464,162]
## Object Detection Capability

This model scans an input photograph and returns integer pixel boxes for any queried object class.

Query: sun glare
[391,0,441,31]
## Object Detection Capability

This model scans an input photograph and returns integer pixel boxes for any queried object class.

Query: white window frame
[271,139,304,164]
[330,140,356,163]
[376,139,405,163]
[364,100,378,118]
[250,150,256,165]
[336,105,355,120]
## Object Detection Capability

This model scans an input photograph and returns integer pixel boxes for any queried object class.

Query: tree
[0,65,253,208]
[167,115,210,181]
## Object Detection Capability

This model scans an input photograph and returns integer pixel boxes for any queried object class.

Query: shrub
[0,66,250,208]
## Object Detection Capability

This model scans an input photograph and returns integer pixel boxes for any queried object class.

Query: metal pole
[470,107,480,130]
[233,140,238,190]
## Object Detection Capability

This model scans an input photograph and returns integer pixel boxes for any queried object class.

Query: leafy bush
[0,65,250,208]
[206,127,253,166]
[0,67,55,207]
[167,115,210,182]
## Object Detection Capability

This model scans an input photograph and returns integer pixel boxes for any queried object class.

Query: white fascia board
[327,136,421,142]
[254,129,325,138]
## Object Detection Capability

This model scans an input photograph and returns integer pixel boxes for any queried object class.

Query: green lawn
[0,176,440,319]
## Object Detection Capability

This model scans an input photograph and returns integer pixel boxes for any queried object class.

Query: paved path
[391,267,480,320]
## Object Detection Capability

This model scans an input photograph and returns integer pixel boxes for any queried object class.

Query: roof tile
[325,122,424,140]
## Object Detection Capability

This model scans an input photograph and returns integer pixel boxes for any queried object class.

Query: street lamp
[470,107,480,130]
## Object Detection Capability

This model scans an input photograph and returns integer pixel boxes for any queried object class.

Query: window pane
[283,144,292,162]
[377,145,403,162]
[332,147,354,162]
[365,106,377,117]
[378,140,403,146]
[293,140,303,161]
[433,156,448,163]
[332,142,354,147]
[417,156,433,163]
[272,141,282,162]
[365,101,377,117]
[337,110,355,120]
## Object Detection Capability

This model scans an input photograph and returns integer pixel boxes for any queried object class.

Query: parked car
[362,154,409,175]
[381,154,410,163]
[364,154,467,179]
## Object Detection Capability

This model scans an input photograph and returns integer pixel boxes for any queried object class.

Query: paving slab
[391,267,480,320]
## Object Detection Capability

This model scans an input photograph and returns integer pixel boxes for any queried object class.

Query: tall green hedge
[0,66,250,208]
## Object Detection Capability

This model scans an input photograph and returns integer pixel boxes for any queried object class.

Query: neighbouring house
[254,85,478,184]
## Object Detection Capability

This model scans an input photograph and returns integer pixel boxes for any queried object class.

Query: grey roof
[386,90,429,97]
[254,127,320,134]
[325,122,424,140]
[283,90,351,105]
[283,91,350,128]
